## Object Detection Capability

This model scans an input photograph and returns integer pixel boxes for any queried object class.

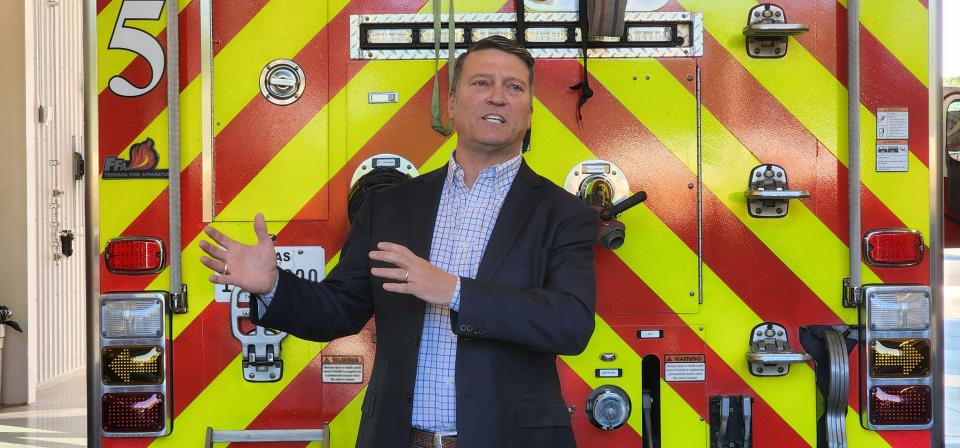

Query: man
[199,36,597,447]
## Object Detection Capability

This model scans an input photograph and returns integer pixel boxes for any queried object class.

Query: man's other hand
[369,242,458,306]
[199,213,279,295]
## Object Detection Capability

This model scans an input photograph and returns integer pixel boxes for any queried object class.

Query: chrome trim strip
[350,12,703,60]
[200,0,214,222]
[929,0,945,443]
[82,0,102,445]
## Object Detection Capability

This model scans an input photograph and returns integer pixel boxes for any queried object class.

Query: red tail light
[105,237,166,274]
[862,229,924,267]
[868,385,932,426]
[102,392,166,433]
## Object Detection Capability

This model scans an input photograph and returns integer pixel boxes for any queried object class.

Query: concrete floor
[0,374,85,447]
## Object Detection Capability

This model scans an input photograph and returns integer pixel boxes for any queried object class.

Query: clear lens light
[101,299,164,338]
[471,28,516,41]
[419,28,465,44]
[869,291,930,330]
[626,26,673,42]
[525,27,569,43]
[366,28,414,44]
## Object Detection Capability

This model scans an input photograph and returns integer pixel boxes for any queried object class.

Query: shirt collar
[447,151,523,193]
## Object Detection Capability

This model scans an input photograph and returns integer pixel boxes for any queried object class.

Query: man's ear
[447,92,456,120]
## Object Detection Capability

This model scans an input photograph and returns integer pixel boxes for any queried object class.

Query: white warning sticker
[664,354,706,382]
[876,140,909,172]
[877,108,909,140]
[322,356,363,383]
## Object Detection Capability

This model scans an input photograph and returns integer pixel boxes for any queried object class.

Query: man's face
[448,49,533,157]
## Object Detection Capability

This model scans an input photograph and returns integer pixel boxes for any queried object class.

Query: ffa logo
[102,138,169,179]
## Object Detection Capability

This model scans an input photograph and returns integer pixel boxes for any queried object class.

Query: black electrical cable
[569,0,593,122]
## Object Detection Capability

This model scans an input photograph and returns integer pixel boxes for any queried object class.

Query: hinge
[842,278,861,308]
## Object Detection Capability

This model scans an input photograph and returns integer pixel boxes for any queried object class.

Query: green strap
[431,0,455,136]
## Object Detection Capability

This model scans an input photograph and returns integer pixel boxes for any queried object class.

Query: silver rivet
[633,75,638,80]
[688,183,694,189]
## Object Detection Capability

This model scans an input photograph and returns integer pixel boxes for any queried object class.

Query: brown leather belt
[409,427,458,448]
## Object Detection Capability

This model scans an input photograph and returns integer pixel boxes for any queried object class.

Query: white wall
[0,0,38,405]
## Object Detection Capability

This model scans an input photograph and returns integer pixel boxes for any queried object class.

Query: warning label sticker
[876,140,909,172]
[664,354,706,382]
[877,108,909,140]
[321,356,363,383]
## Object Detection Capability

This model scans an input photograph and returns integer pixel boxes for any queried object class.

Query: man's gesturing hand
[369,242,458,307]
[199,213,279,295]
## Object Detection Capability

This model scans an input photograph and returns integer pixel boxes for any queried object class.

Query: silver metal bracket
[743,4,809,58]
[205,425,330,448]
[170,283,188,314]
[746,322,811,377]
[842,278,861,308]
[745,164,810,218]
[230,289,287,382]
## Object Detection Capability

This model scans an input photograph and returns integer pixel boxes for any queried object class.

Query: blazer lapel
[405,165,447,263]
[476,161,544,283]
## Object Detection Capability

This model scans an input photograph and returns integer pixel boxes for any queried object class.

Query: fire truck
[84,0,951,446]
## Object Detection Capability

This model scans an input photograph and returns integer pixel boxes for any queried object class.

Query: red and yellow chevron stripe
[95,0,934,446]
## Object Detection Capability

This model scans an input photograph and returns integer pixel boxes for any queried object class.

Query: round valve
[260,59,306,105]
[586,385,631,431]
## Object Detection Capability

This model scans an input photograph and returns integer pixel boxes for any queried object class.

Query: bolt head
[753,47,761,55]
[776,207,783,214]
[774,48,782,55]
[688,183,695,189]
[757,367,763,373]
[777,367,785,373]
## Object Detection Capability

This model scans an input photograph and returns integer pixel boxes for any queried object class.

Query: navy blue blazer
[253,160,598,448]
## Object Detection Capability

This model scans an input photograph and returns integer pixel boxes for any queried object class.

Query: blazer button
[459,324,467,332]
[465,325,473,332]
[478,328,486,335]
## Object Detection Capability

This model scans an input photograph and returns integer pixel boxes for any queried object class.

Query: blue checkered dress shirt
[412,152,522,432]
[260,152,523,433]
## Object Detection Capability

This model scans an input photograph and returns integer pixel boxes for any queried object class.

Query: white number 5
[108,0,166,97]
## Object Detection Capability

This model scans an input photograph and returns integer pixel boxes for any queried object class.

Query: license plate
[213,246,325,303]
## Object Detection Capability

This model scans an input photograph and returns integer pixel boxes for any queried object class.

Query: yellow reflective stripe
[838,0,928,86]
[529,97,823,445]
[532,101,704,441]
[326,386,367,448]
[588,59,884,322]
[149,338,328,447]
[561,316,710,442]
[675,0,929,236]
[98,81,200,251]
[420,136,458,173]
[212,0,334,134]
[164,61,437,336]
[96,0,193,94]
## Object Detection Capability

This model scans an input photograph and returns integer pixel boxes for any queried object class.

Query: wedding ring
[402,269,409,282]
[222,263,230,276]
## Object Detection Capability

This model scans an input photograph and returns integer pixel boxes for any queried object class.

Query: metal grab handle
[205,426,330,448]
[744,189,810,200]
[610,190,648,217]
[743,23,809,37]
[746,351,812,363]
[642,391,655,448]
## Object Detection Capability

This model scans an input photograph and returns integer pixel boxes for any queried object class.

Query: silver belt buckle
[433,430,455,448]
